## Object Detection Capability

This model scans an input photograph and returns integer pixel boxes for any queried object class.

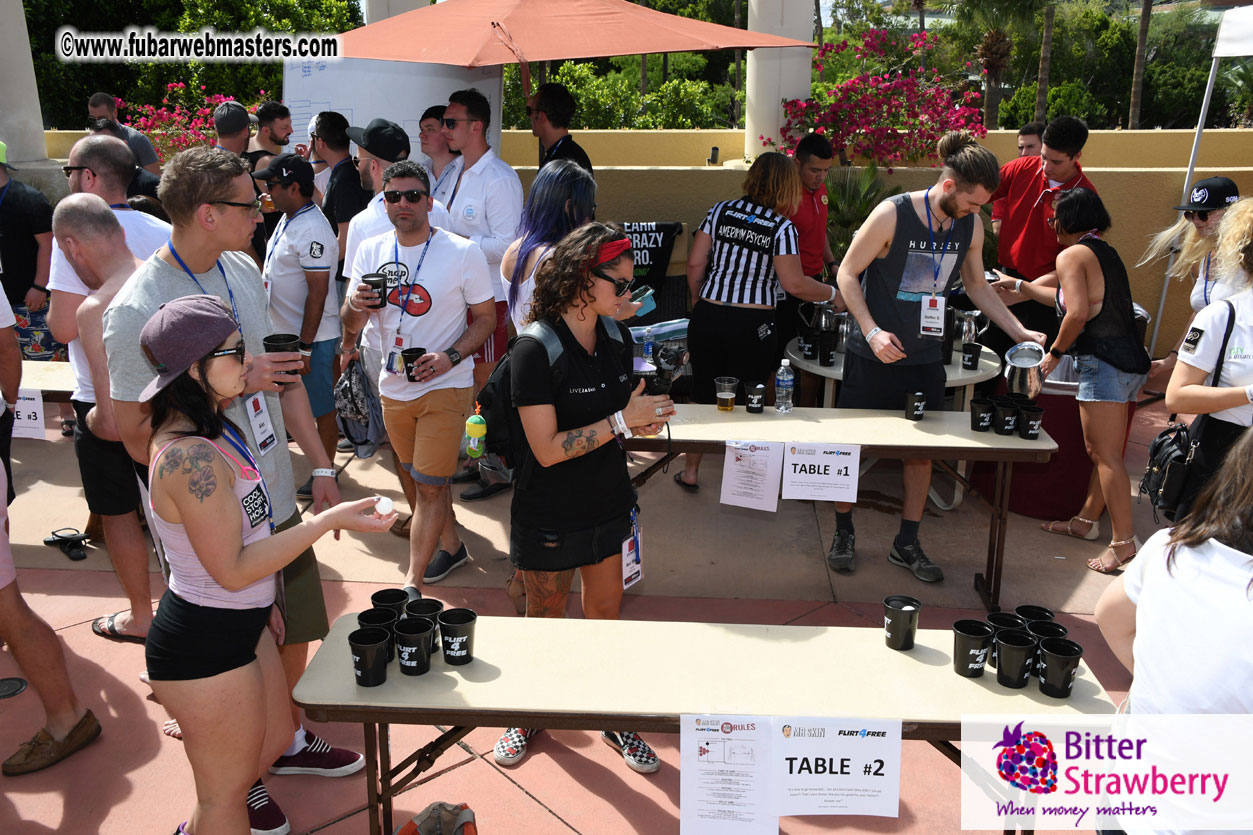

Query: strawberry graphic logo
[994,722,1058,794]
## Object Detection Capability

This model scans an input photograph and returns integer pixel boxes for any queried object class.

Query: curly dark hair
[527,222,632,324]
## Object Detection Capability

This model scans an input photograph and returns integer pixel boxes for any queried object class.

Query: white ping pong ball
[375,497,394,515]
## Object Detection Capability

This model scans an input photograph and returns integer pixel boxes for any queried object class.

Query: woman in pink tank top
[138,296,397,835]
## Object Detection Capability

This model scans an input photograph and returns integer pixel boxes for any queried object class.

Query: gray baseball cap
[213,101,258,136]
[139,295,240,402]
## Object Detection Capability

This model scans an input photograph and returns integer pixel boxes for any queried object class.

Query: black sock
[836,511,854,535]
[895,520,920,550]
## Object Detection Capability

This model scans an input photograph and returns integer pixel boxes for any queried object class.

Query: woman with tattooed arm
[491,223,674,774]
[139,295,396,835]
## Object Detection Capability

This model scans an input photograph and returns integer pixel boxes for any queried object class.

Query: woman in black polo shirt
[677,152,842,489]
[492,223,674,774]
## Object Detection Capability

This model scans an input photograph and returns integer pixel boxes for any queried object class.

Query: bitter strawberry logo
[994,721,1058,794]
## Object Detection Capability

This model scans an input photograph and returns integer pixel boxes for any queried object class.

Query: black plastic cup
[1038,638,1084,698]
[995,629,1038,689]
[361,273,388,309]
[800,334,818,361]
[818,331,837,367]
[357,607,398,662]
[262,333,301,385]
[1014,604,1055,623]
[394,617,435,676]
[405,598,444,653]
[348,627,390,687]
[371,588,409,617]
[961,342,983,370]
[905,391,926,421]
[883,595,922,651]
[401,347,427,382]
[1017,405,1044,440]
[985,612,1027,669]
[993,402,1018,435]
[952,619,995,678]
[1026,621,1069,678]
[746,383,765,414]
[438,608,477,666]
[970,398,994,432]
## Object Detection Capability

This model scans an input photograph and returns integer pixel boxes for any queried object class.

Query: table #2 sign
[720,441,861,512]
[679,714,902,833]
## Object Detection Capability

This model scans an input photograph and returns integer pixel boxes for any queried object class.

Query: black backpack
[475,316,624,476]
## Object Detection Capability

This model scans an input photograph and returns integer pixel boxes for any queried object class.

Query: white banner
[781,443,860,502]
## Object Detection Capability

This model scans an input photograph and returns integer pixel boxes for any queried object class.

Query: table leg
[824,377,836,407]
[975,461,1008,612]
[990,463,1014,608]
[364,722,381,835]
[629,452,678,489]
[380,723,393,835]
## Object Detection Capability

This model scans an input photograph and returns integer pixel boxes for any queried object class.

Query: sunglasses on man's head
[1185,210,1212,222]
[382,189,429,204]
[206,343,246,363]
[593,270,634,297]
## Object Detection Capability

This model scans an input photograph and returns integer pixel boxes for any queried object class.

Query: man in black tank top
[830,133,1045,582]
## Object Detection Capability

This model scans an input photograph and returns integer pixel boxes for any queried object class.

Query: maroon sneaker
[246,779,290,835]
[269,730,364,777]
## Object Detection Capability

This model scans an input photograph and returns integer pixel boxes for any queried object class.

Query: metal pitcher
[1004,341,1046,399]
[955,309,989,345]
[834,311,852,354]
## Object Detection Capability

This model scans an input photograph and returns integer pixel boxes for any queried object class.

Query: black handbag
[1139,300,1235,522]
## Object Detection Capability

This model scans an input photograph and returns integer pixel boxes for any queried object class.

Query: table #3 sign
[720,441,861,512]
[679,714,902,833]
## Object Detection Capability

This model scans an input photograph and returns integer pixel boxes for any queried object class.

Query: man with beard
[828,132,1043,582]
[245,101,294,239]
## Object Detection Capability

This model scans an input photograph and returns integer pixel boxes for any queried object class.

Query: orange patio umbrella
[338,0,814,67]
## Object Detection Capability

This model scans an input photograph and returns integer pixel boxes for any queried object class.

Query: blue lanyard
[108,203,130,209]
[265,202,317,270]
[392,230,435,341]
[220,424,275,534]
[1203,253,1214,305]
[923,187,956,295]
[0,181,10,213]
[431,160,456,200]
[331,157,351,175]
[167,239,242,337]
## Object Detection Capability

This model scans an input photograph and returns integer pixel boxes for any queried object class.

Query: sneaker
[295,476,314,498]
[888,539,944,583]
[826,530,856,572]
[493,728,540,767]
[601,731,660,774]
[246,779,290,835]
[269,730,364,777]
[450,465,480,484]
[423,543,468,583]
[459,480,511,501]
[3,709,101,776]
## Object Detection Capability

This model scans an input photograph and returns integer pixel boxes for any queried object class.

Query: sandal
[673,472,699,492]
[43,528,88,561]
[389,513,412,539]
[60,418,76,437]
[1087,536,1139,575]
[1041,515,1099,541]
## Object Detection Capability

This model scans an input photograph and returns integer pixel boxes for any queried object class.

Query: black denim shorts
[509,510,633,572]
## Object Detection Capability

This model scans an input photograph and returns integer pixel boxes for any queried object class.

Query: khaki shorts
[276,511,329,645]
[381,387,472,485]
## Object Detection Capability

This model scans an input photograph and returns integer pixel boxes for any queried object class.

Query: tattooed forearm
[559,428,598,458]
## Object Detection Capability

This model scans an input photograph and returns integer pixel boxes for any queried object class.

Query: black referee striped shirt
[697,197,799,306]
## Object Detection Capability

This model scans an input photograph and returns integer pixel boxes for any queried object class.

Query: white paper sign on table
[11,390,46,440]
[781,443,861,502]
[774,716,902,817]
[719,441,784,513]
[680,714,776,835]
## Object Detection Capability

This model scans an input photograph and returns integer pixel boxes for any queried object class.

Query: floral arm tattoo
[559,427,599,459]
[157,442,219,502]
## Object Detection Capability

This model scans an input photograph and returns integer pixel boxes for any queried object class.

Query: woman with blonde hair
[676,152,840,489]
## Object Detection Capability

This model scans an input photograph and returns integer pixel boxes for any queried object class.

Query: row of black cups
[884,597,1083,699]
[348,589,478,687]
[970,393,1044,440]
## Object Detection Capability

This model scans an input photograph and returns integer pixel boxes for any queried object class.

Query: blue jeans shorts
[1074,354,1145,403]
[306,338,338,418]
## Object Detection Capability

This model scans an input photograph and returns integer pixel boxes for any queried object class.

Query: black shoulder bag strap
[1170,299,1235,423]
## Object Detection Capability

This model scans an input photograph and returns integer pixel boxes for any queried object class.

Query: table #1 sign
[781,442,861,502]
[679,714,903,833]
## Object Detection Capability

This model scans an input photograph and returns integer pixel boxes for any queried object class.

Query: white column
[0,2,49,162]
[745,1,812,160]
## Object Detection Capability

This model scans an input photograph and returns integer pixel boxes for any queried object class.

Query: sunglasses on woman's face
[206,343,246,364]
[1184,210,1212,222]
[594,270,634,297]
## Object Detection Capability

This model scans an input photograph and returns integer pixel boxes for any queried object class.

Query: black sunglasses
[212,199,263,213]
[382,189,429,204]
[441,117,477,130]
[593,270,634,297]
[1184,210,1212,222]
[62,165,93,178]
[206,343,246,363]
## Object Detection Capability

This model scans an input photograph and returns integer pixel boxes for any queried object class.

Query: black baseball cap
[252,152,314,189]
[213,101,257,136]
[1174,177,1239,212]
[345,118,410,163]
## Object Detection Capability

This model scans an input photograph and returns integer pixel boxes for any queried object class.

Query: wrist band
[346,297,363,313]
[31,285,50,296]
[1169,349,1179,356]
[299,350,313,357]
[1014,279,1024,293]
[827,284,838,304]
[865,327,882,342]
[613,410,633,439]
[312,468,337,479]
[4,402,15,413]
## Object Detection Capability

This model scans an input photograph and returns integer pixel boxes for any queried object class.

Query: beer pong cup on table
[952,619,995,678]
[348,627,390,687]
[905,391,926,421]
[818,331,837,367]
[438,608,477,666]
[370,588,409,617]
[1014,604,1054,623]
[961,342,983,370]
[994,629,1038,689]
[985,612,1027,668]
[1026,620,1069,677]
[800,334,818,361]
[1017,405,1044,440]
[262,334,301,385]
[1038,638,1084,698]
[714,377,739,412]
[393,617,435,676]
[357,607,398,662]
[361,274,388,309]
[405,598,444,652]
[993,402,1018,435]
[883,595,922,651]
[401,347,427,383]
[746,383,765,414]
[970,398,994,432]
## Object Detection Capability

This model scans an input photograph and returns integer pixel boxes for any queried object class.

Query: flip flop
[91,612,147,644]
[673,472,699,492]
[389,513,413,539]
[43,528,88,561]
[60,418,76,437]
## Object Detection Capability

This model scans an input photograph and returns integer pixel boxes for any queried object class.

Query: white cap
[782,359,790,367]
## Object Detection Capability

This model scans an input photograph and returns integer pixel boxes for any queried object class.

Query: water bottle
[775,359,794,413]
[642,327,655,365]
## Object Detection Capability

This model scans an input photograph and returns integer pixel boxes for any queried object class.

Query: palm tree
[946,0,1040,129]
[1129,0,1153,128]
[1035,3,1055,122]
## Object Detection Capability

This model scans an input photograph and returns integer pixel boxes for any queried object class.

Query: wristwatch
[445,348,462,367]
[1048,346,1064,359]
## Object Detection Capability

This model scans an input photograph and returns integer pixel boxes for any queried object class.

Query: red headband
[595,238,632,266]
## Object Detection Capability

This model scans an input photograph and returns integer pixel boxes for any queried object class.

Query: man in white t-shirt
[46,136,170,643]
[254,153,341,487]
[343,160,495,595]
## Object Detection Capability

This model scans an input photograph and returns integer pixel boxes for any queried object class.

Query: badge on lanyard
[386,335,407,376]
[622,508,642,590]
[920,295,946,340]
[245,393,279,456]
